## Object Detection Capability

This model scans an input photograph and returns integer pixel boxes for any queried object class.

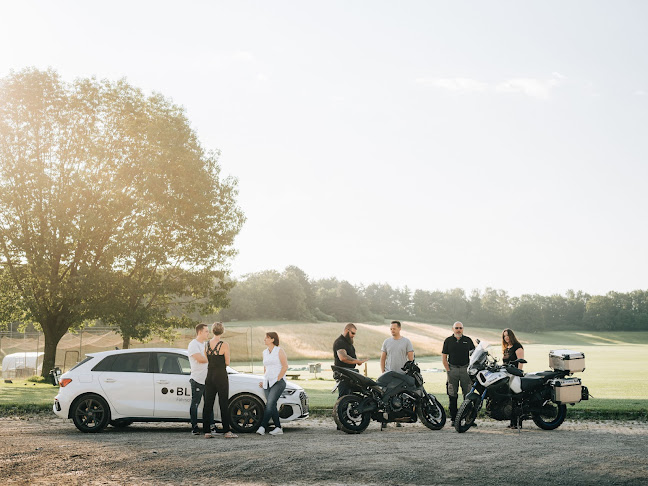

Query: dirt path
[1,415,647,485]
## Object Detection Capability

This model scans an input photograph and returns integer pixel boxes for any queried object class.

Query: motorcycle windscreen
[469,341,490,371]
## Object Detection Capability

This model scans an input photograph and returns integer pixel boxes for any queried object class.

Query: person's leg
[267,380,286,429]
[190,379,205,431]
[260,386,272,429]
[447,367,460,422]
[216,374,230,433]
[458,367,472,398]
[202,380,216,435]
[338,380,352,398]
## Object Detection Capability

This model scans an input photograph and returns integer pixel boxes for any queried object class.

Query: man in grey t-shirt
[380,320,414,373]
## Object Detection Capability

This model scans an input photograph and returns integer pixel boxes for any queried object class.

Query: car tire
[229,393,264,433]
[71,394,111,433]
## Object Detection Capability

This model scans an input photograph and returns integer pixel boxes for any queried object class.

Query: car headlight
[281,389,296,397]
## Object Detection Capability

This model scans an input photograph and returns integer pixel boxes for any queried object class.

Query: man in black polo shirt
[333,323,368,398]
[442,321,475,426]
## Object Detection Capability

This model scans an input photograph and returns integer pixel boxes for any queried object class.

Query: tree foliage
[0,68,244,372]
[219,266,648,332]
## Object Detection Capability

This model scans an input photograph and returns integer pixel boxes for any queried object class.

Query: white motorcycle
[455,341,588,432]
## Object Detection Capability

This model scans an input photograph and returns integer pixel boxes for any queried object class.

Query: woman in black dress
[502,328,524,428]
[203,322,237,438]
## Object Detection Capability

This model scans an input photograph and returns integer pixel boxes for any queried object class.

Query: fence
[0,325,255,378]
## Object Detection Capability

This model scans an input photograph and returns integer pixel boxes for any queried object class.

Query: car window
[69,356,93,371]
[110,353,151,373]
[156,353,190,375]
[92,355,116,372]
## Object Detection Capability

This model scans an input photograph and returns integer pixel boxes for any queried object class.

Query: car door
[98,352,155,417]
[153,352,193,418]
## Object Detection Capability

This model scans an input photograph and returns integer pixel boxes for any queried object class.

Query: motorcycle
[332,361,446,434]
[455,341,589,432]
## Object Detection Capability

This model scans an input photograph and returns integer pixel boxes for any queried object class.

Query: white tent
[2,352,44,379]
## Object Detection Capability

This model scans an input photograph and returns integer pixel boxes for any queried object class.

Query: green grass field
[2,327,647,419]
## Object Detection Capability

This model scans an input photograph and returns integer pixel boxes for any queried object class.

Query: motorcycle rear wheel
[532,403,567,430]
[334,394,371,434]
[455,396,479,433]
[417,394,446,430]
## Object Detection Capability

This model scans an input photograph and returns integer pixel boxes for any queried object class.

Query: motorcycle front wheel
[417,394,446,430]
[334,394,371,434]
[455,396,479,433]
[532,403,567,430]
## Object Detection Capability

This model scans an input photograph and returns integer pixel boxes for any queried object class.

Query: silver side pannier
[549,349,585,373]
[550,377,583,404]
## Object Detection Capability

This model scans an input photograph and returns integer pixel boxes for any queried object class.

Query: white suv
[53,348,309,433]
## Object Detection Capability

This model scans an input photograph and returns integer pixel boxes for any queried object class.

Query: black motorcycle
[332,361,446,434]
[455,341,589,432]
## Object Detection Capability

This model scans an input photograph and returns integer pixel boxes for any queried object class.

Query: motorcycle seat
[520,375,545,392]
[331,365,379,387]
[530,371,565,380]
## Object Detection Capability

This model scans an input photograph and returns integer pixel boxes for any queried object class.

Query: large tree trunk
[122,335,131,349]
[40,316,68,378]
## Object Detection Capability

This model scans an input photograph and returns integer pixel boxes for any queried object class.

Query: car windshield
[468,341,490,369]
[226,366,238,374]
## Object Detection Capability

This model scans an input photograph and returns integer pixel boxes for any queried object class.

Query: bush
[26,375,48,383]
[314,308,336,322]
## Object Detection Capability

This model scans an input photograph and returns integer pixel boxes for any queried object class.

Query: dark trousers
[337,368,359,398]
[202,371,230,433]
[447,364,471,421]
[261,379,286,429]
[189,379,205,429]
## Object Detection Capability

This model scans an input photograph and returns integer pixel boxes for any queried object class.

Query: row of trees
[219,266,648,332]
[0,69,245,375]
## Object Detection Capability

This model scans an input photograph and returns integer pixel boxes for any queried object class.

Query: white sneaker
[269,427,283,435]
[256,426,265,435]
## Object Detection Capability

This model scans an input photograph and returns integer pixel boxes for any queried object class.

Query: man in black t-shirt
[333,323,368,398]
[442,321,475,426]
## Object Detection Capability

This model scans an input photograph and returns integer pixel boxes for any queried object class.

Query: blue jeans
[189,379,206,429]
[261,379,286,429]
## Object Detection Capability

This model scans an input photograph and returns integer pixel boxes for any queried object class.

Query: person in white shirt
[188,323,209,435]
[380,320,414,373]
[256,332,289,436]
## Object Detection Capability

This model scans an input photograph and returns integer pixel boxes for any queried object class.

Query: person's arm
[189,342,207,363]
[278,349,289,380]
[380,351,387,373]
[516,347,525,370]
[407,351,414,361]
[191,353,208,364]
[442,353,449,372]
[223,342,230,366]
[337,349,366,366]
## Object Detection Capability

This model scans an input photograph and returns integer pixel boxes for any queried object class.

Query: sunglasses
[454,327,463,330]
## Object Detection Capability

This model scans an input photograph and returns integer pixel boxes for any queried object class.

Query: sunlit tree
[0,68,244,373]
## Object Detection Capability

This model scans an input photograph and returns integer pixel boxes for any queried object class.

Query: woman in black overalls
[502,328,525,429]
[203,322,237,438]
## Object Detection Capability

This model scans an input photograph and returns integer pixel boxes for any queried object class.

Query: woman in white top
[256,331,289,436]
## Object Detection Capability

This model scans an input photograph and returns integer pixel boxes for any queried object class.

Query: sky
[1,1,647,297]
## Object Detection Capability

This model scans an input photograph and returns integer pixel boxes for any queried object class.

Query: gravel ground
[1,415,648,485]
